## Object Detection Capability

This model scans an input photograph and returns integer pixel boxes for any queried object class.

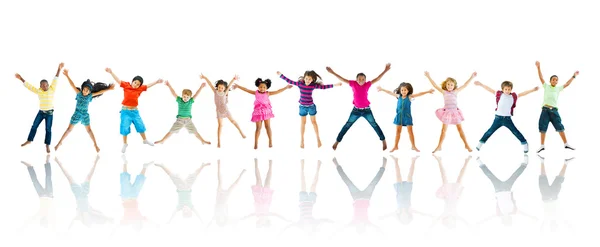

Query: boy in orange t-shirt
[105,68,163,153]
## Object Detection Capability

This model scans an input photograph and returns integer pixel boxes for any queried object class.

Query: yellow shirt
[23,76,58,111]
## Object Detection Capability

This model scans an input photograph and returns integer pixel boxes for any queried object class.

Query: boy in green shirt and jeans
[534,61,578,153]
[154,80,211,145]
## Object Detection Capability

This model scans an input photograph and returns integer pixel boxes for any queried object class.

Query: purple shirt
[279,74,334,105]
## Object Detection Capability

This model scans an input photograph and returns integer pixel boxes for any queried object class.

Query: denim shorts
[299,104,317,116]
[538,107,565,133]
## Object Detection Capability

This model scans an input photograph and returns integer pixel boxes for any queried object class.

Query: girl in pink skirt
[234,78,293,149]
[425,71,477,153]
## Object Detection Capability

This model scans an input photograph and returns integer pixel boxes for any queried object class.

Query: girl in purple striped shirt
[277,70,342,148]
[425,71,477,153]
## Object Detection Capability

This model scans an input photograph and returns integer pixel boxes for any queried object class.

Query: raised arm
[535,61,545,85]
[325,67,350,83]
[277,71,300,86]
[376,86,399,98]
[55,63,64,77]
[49,63,64,89]
[146,79,164,89]
[105,68,121,83]
[517,86,539,97]
[473,81,495,94]
[164,81,178,98]
[16,73,40,94]
[232,84,255,95]
[268,84,293,96]
[455,72,477,93]
[411,89,435,99]
[562,71,579,89]
[62,69,80,93]
[424,71,444,93]
[192,83,206,100]
[370,63,391,84]
[226,75,238,92]
[91,84,116,97]
[200,74,216,92]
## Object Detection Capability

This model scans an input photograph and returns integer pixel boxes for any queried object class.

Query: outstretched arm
[562,71,579,89]
[370,63,392,84]
[233,84,255,95]
[411,89,435,99]
[325,67,350,83]
[105,68,121,83]
[49,63,64,90]
[473,81,495,94]
[55,63,64,77]
[192,83,206,100]
[424,71,444,93]
[535,61,545,85]
[200,74,216,92]
[455,72,477,93]
[517,86,539,97]
[276,72,300,86]
[62,69,80,93]
[376,86,399,98]
[164,81,178,98]
[268,84,293,96]
[146,79,164,89]
[16,73,41,94]
[91,84,115,97]
[225,75,238,92]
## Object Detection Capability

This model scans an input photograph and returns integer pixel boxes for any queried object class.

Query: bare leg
[55,124,76,151]
[227,115,246,139]
[456,156,471,184]
[217,118,223,148]
[254,122,263,149]
[140,133,148,141]
[300,159,306,191]
[123,135,128,144]
[254,158,262,187]
[390,125,402,153]
[407,126,419,152]
[310,116,322,148]
[154,132,172,144]
[540,133,546,145]
[194,131,211,145]
[433,124,448,153]
[264,119,273,148]
[300,117,307,149]
[85,125,100,152]
[264,160,273,188]
[558,132,568,144]
[456,124,472,152]
[310,160,321,193]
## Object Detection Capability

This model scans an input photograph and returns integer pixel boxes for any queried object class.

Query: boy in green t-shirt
[534,61,578,153]
[154,81,211,145]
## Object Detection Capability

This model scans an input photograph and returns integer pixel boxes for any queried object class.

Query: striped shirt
[279,74,334,105]
[23,76,58,111]
[442,90,458,109]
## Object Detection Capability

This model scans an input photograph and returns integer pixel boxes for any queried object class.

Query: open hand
[108,84,116,90]
[58,63,65,69]
[384,63,391,71]
[105,68,112,73]
[276,71,282,75]
[535,61,540,67]
[286,84,293,89]
[199,73,206,79]
[533,86,539,91]
[63,69,69,76]
[424,71,430,77]
[15,73,23,81]
[428,89,435,93]
[233,75,239,81]
[376,86,383,91]
[164,80,170,86]
[325,67,333,73]
[472,72,478,77]
[574,71,580,77]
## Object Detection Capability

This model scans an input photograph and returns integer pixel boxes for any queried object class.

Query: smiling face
[502,86,513,95]
[217,84,226,92]
[446,81,455,91]
[82,86,91,96]
[182,94,191,102]
[303,75,314,84]
[356,75,367,84]
[550,76,558,86]
[132,80,142,89]
[40,80,49,91]
[400,87,409,97]
[258,83,267,93]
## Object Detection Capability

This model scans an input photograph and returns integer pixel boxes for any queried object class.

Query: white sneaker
[121,144,128,153]
[536,146,545,153]
[476,142,483,151]
[143,140,155,147]
[565,143,575,150]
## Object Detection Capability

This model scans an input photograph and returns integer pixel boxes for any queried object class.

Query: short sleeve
[557,85,565,91]
[120,81,129,88]
[189,98,195,104]
[176,96,183,103]
[139,85,148,91]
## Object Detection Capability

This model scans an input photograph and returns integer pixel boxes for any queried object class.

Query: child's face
[446,82,455,91]
[356,75,367,84]
[40,81,49,91]
[550,76,558,86]
[182,94,191,102]
[400,87,409,96]
[217,84,226,92]
[132,80,142,89]
[82,87,91,96]
[502,86,513,95]
[258,83,267,93]
[303,75,314,84]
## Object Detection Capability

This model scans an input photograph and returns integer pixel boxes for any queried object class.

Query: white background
[0,0,596,245]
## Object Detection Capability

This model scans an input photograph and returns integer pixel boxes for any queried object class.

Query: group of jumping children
[16,61,577,154]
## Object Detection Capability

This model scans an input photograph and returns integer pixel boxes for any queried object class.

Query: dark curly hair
[255,78,272,89]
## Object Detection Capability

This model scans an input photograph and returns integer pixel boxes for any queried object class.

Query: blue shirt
[75,92,93,113]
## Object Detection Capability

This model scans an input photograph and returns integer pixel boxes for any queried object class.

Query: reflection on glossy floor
[4,148,594,246]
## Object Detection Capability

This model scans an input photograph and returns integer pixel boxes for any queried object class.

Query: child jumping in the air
[377,83,434,152]
[154,80,210,145]
[534,61,578,153]
[105,68,163,153]
[199,74,246,148]
[16,62,64,153]
[277,70,342,149]
[205,160,246,229]
[233,79,293,149]
[326,63,391,151]
[18,155,56,231]
[425,71,477,153]
[473,80,538,153]
[54,69,115,152]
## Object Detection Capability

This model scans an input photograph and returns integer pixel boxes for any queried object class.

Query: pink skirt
[435,108,464,125]
[251,106,274,122]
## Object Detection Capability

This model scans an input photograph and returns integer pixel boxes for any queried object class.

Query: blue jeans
[539,107,565,133]
[27,110,53,145]
[479,115,527,144]
[336,107,385,142]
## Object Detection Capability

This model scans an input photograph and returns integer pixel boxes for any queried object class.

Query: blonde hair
[182,89,192,97]
[441,77,458,91]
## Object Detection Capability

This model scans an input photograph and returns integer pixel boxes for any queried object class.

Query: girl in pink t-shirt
[326,63,391,151]
[425,71,477,153]
[234,78,293,149]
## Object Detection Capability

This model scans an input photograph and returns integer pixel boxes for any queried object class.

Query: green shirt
[176,96,194,118]
[542,83,564,108]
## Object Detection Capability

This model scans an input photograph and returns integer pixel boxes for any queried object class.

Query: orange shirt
[121,81,148,107]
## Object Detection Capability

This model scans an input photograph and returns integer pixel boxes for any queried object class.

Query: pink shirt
[349,80,372,108]
[353,199,370,221]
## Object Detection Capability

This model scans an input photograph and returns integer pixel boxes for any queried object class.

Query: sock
[476,142,483,151]
[143,140,155,146]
